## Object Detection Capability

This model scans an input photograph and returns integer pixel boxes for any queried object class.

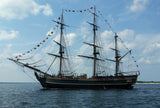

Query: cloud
[100,29,136,55]
[0,0,53,20]
[116,29,160,64]
[100,29,160,65]
[43,28,160,75]
[101,30,114,41]
[42,4,53,16]
[54,33,77,46]
[66,33,77,46]
[128,0,149,12]
[138,34,160,64]
[119,29,135,41]
[0,30,18,41]
[40,32,77,61]
[0,40,37,82]
[79,27,91,41]
[0,44,13,60]
[2,27,160,81]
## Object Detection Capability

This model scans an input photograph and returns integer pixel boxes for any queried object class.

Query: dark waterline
[0,83,160,108]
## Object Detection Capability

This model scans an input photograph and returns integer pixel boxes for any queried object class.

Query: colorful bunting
[51,31,54,34]
[14,7,95,59]
[96,8,139,70]
[64,7,94,13]
[14,7,140,73]
[57,21,60,24]
[14,7,93,59]
[97,9,115,32]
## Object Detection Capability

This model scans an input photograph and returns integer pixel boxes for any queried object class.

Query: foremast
[49,9,69,77]
[59,9,64,77]
[8,9,68,77]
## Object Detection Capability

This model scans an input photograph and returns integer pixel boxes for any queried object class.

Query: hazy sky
[0,0,160,82]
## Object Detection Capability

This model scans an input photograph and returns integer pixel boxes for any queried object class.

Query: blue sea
[0,83,160,108]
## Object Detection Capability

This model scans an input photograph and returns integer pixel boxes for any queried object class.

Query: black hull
[35,73,138,89]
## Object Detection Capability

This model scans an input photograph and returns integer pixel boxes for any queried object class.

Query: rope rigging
[11,6,139,76]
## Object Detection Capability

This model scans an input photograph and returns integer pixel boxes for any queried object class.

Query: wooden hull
[35,73,138,89]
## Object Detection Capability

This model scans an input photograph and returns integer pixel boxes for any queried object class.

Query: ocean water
[0,83,160,108]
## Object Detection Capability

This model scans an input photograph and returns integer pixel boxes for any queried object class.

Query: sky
[0,0,160,82]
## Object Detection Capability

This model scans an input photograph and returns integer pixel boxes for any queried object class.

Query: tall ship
[8,7,140,89]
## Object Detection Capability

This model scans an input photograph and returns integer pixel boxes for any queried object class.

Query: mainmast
[92,7,98,77]
[78,6,100,78]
